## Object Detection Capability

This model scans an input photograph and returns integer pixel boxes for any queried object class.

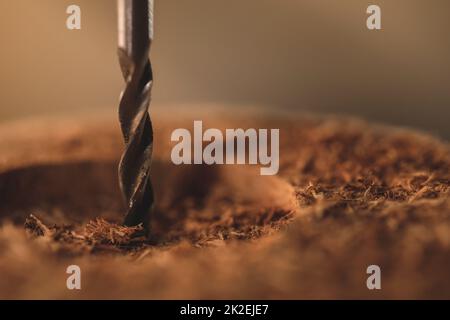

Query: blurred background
[0,0,449,139]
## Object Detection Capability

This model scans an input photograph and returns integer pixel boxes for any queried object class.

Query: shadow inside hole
[0,160,223,224]
[0,160,294,243]
[0,161,123,224]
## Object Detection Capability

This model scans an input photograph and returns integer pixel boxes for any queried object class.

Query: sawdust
[0,109,449,298]
[25,215,147,253]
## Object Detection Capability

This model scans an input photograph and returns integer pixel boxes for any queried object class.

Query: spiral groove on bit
[117,0,154,230]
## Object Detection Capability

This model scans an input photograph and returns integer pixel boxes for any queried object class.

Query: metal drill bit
[117,0,154,231]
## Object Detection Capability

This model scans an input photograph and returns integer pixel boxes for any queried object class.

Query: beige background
[1,0,449,139]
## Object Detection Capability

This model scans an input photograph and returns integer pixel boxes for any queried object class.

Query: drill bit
[117,0,154,231]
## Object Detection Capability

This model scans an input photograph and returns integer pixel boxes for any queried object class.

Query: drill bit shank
[117,0,154,231]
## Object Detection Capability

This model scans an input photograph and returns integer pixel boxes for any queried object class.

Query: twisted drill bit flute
[117,0,154,231]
